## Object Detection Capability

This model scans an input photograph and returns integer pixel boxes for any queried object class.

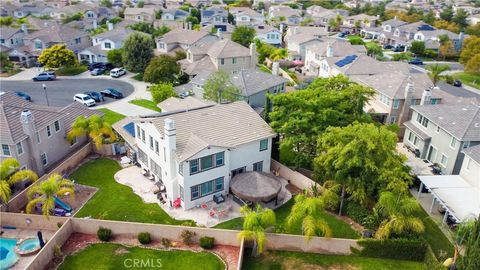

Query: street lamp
[42,83,50,106]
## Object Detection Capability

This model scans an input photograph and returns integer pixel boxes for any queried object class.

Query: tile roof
[93,27,137,43]
[463,144,480,164]
[157,29,211,45]
[0,27,22,40]
[158,96,214,112]
[206,39,251,58]
[23,24,86,43]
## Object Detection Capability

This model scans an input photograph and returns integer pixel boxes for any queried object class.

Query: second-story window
[450,136,457,149]
[74,37,81,44]
[154,140,159,155]
[2,144,10,156]
[189,152,225,175]
[141,129,145,143]
[220,58,224,65]
[105,42,111,49]
[54,120,60,132]
[416,114,429,128]
[16,142,23,155]
[46,126,52,137]
[392,99,400,109]
[232,58,237,64]
[260,139,268,151]
[34,40,42,49]
[149,136,154,150]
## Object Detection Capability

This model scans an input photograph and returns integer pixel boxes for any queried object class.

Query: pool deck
[1,227,56,270]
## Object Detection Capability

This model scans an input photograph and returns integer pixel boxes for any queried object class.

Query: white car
[110,67,126,78]
[73,93,96,107]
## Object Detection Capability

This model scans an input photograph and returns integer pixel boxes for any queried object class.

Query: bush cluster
[352,238,428,262]
[137,232,151,245]
[97,227,112,242]
[199,236,215,249]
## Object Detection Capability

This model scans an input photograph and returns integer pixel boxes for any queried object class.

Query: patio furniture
[141,169,147,176]
[148,175,155,181]
[173,198,181,208]
[230,171,282,205]
[213,193,225,204]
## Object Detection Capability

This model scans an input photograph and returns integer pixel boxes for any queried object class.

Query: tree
[67,115,117,149]
[286,191,332,240]
[203,70,243,103]
[107,49,123,67]
[453,8,469,29]
[439,41,457,60]
[143,55,180,84]
[314,122,412,215]
[150,83,177,104]
[410,41,425,56]
[423,10,435,24]
[231,26,256,47]
[26,174,74,217]
[100,0,112,7]
[237,205,275,256]
[374,190,424,239]
[0,52,13,72]
[455,215,480,269]
[0,16,13,26]
[465,54,480,75]
[137,0,144,8]
[38,44,77,68]
[257,1,265,11]
[1,158,38,204]
[348,35,365,45]
[440,5,454,22]
[460,36,480,74]
[426,63,451,85]
[122,32,154,73]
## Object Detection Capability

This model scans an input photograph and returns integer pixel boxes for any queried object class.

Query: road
[0,78,134,107]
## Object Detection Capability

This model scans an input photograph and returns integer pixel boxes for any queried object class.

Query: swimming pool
[0,238,19,270]
[16,238,41,255]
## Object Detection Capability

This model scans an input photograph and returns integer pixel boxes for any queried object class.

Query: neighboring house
[343,14,378,29]
[269,6,302,25]
[178,39,257,77]
[284,26,329,41]
[230,7,265,26]
[286,32,322,61]
[469,14,480,25]
[413,28,464,51]
[201,7,228,25]
[378,17,408,45]
[50,3,91,20]
[254,24,282,46]
[124,7,157,23]
[308,8,349,27]
[83,7,116,21]
[1,2,19,17]
[0,92,102,177]
[125,101,276,209]
[155,29,218,54]
[158,96,214,112]
[161,9,189,21]
[13,3,54,18]
[403,104,480,175]
[0,26,25,51]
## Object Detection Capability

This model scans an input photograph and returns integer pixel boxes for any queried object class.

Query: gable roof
[463,144,480,164]
[124,7,156,16]
[24,24,86,43]
[307,38,367,57]
[158,96,215,112]
[0,27,22,40]
[157,29,211,45]
[93,27,137,43]
[206,39,250,58]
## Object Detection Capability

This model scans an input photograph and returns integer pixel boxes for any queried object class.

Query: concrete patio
[397,143,434,176]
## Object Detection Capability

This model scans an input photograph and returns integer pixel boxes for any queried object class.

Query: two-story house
[0,92,101,177]
[230,7,265,26]
[201,7,228,25]
[124,7,157,23]
[155,29,218,54]
[254,24,282,47]
[378,17,408,45]
[403,104,480,175]
[161,8,189,21]
[0,26,26,51]
[13,3,53,18]
[130,101,276,209]
[269,6,302,25]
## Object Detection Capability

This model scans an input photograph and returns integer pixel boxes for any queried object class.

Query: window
[34,40,42,49]
[215,152,224,166]
[159,43,165,49]
[41,153,48,166]
[431,98,439,104]
[200,155,213,170]
[54,120,60,132]
[154,140,159,155]
[215,178,223,191]
[150,158,162,179]
[253,161,263,172]
[141,129,145,143]
[136,125,141,137]
[190,177,224,200]
[46,126,52,137]
[104,42,111,49]
[70,136,77,146]
[189,152,225,175]
[201,180,213,195]
[392,99,400,109]
[449,136,457,149]
[190,159,199,174]
[2,144,10,156]
[389,116,397,124]
[74,37,81,44]
[416,114,429,128]
[149,136,154,150]
[440,154,448,167]
[220,58,224,65]
[436,126,440,134]
[260,139,268,151]
[35,132,41,143]
[462,141,470,149]
[232,58,237,64]
[138,148,148,164]
[191,185,199,200]
[178,162,183,176]
[179,185,184,201]
[0,39,4,44]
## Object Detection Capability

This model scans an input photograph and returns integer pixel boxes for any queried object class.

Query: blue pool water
[0,238,19,270]
[18,238,40,252]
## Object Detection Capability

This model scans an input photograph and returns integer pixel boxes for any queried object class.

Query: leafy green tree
[460,36,480,74]
[62,12,83,24]
[257,1,265,11]
[100,0,112,7]
[348,35,365,45]
[26,174,74,217]
[426,64,451,85]
[203,70,243,103]
[137,0,144,7]
[423,10,435,24]
[410,41,425,55]
[107,48,123,67]
[0,52,13,71]
[392,52,413,61]
[453,8,469,29]
[1,158,38,204]
[440,5,454,22]
[237,205,275,256]
[366,42,383,57]
[465,54,480,75]
[455,215,480,269]
[231,26,256,47]
[143,55,180,84]
[0,16,13,26]
[150,83,177,104]
[314,122,412,215]
[122,32,154,73]
[38,44,77,68]
[67,115,117,149]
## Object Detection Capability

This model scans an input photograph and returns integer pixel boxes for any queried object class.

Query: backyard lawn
[97,108,126,125]
[215,199,359,239]
[129,98,162,112]
[416,206,454,259]
[242,250,427,270]
[71,158,183,224]
[58,243,224,270]
[453,72,480,90]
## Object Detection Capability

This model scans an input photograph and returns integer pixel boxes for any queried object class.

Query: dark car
[101,88,124,99]
[453,80,462,87]
[84,91,105,102]
[15,91,32,101]
[88,62,114,71]
[338,32,347,38]
[408,58,423,65]
[32,71,56,81]
[383,44,394,50]
[393,45,406,52]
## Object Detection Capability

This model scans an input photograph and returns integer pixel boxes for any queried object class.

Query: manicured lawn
[129,98,161,112]
[453,72,480,90]
[132,73,144,81]
[242,249,427,270]
[58,243,224,270]
[56,65,88,76]
[415,207,454,259]
[71,158,183,225]
[215,199,359,239]
[97,108,126,124]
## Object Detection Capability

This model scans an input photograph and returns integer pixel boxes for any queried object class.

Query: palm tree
[374,191,425,239]
[426,63,451,86]
[237,205,276,257]
[286,192,332,240]
[309,181,340,212]
[26,173,74,217]
[0,158,38,204]
[67,115,117,149]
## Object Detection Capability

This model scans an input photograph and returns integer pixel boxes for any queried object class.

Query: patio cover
[418,175,480,222]
[230,172,282,202]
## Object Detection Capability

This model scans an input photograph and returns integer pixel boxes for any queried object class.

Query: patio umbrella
[230,172,282,203]
[37,231,45,248]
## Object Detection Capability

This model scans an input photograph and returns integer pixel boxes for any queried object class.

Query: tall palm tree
[426,63,451,86]
[286,192,332,240]
[237,205,276,256]
[374,191,425,239]
[67,115,117,149]
[0,158,38,204]
[26,173,74,217]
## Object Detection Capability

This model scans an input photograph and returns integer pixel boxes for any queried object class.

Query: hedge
[352,238,428,262]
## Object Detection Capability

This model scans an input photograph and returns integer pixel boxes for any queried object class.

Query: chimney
[107,21,113,31]
[163,118,176,201]
[189,7,192,15]
[249,42,257,68]
[216,28,222,39]
[404,78,414,100]
[21,23,28,34]
[398,78,415,127]
[272,62,279,76]
[20,110,44,175]
[326,43,333,57]
[420,88,432,105]
[93,20,98,30]
[279,23,284,34]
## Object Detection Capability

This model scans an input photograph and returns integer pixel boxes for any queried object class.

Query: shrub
[138,232,151,244]
[424,49,438,59]
[180,230,196,245]
[444,75,454,84]
[97,227,112,242]
[161,238,172,248]
[199,236,215,249]
[53,244,63,258]
[56,65,87,76]
[180,220,197,227]
[352,238,428,262]
[345,201,371,225]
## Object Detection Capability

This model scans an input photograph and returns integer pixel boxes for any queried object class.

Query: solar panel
[418,24,435,31]
[334,55,358,67]
[123,122,136,137]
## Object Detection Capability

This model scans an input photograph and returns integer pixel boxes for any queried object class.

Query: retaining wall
[271,159,316,190]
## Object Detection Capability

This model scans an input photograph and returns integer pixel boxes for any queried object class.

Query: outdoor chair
[213,193,225,204]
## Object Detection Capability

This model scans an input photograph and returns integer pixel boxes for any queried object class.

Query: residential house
[269,6,302,25]
[254,24,282,46]
[13,3,53,18]
[230,7,265,26]
[155,29,218,54]
[343,14,378,33]
[284,26,329,41]
[413,28,464,51]
[1,2,19,17]
[0,26,26,52]
[0,92,101,177]
[83,6,116,22]
[158,96,215,112]
[378,17,409,45]
[403,104,480,175]
[124,7,157,23]
[286,32,322,61]
[50,3,92,20]
[201,7,228,25]
[305,6,349,27]
[161,9,189,21]
[126,101,276,209]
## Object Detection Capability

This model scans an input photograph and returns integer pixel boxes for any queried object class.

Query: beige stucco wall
[271,159,316,190]
[0,212,68,230]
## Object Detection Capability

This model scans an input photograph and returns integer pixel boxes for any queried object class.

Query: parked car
[453,80,462,87]
[73,93,96,107]
[90,68,105,76]
[84,91,104,102]
[338,32,348,38]
[383,44,394,50]
[110,68,126,78]
[408,58,423,65]
[178,91,191,99]
[88,62,113,71]
[101,88,124,99]
[393,45,406,52]
[15,91,32,101]
[32,71,56,81]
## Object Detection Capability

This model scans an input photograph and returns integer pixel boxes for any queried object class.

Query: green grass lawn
[215,199,359,239]
[71,158,184,225]
[129,99,161,112]
[97,108,126,125]
[242,249,426,270]
[415,207,454,259]
[453,72,480,90]
[56,65,88,76]
[58,243,224,270]
[132,73,144,81]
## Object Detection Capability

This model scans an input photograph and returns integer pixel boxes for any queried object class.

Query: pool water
[0,238,19,270]
[18,238,40,252]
